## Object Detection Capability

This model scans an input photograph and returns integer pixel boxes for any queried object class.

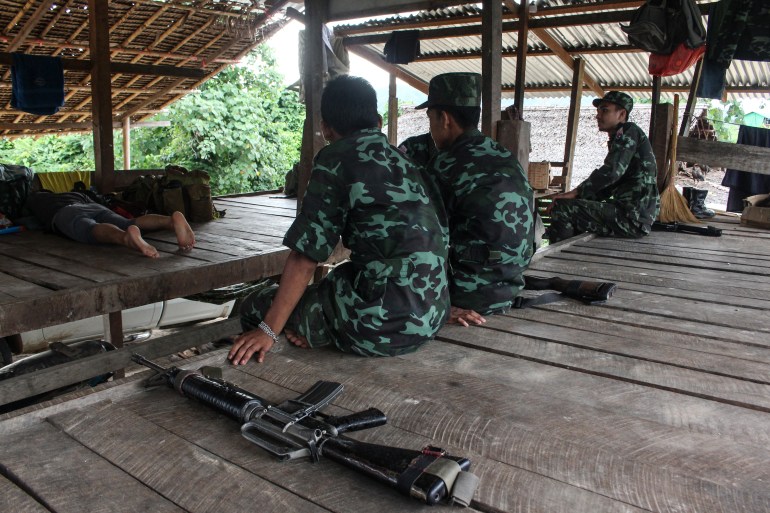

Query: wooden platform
[2,216,770,513]
[0,193,345,338]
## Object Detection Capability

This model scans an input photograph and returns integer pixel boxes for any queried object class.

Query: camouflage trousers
[239,265,434,357]
[547,199,647,243]
[240,281,335,349]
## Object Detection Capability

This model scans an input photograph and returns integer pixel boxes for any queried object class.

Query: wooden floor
[2,216,770,513]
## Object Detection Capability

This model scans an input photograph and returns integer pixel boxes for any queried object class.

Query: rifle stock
[131,354,479,506]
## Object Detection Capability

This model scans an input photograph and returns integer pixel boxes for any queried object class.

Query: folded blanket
[11,53,65,115]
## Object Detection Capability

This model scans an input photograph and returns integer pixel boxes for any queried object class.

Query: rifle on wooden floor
[517,276,618,307]
[652,220,722,237]
[131,354,479,506]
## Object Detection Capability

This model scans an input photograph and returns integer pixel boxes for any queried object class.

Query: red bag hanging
[649,43,706,77]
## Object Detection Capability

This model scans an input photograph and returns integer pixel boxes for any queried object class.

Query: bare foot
[284,329,309,348]
[171,211,195,251]
[448,306,486,327]
[125,225,159,258]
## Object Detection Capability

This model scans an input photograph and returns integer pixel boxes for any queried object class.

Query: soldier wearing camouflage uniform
[546,91,659,244]
[418,72,535,325]
[229,75,450,365]
[398,132,437,166]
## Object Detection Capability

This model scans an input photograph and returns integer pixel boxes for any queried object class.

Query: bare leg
[284,328,309,349]
[91,223,159,258]
[134,211,195,251]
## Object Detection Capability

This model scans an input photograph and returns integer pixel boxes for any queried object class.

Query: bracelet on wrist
[258,321,279,344]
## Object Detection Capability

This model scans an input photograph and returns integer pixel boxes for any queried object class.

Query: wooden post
[561,57,585,192]
[89,0,115,193]
[680,59,703,137]
[651,102,674,192]
[649,75,662,139]
[387,73,398,145]
[122,118,131,170]
[297,0,327,211]
[481,0,502,137]
[497,119,531,174]
[105,311,125,379]
[513,1,529,117]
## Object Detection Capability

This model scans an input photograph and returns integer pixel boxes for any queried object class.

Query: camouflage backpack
[0,164,34,221]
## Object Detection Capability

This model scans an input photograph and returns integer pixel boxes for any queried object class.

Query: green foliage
[707,100,744,143]
[0,44,304,196]
[160,45,304,194]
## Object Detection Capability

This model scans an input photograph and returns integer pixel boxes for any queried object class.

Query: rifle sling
[397,454,466,499]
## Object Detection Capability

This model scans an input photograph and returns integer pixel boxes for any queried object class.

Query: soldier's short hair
[321,75,380,136]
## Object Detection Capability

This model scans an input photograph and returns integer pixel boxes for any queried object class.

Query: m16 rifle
[131,354,479,506]
[652,220,722,237]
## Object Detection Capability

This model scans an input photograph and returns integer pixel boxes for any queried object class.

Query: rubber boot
[682,186,693,206]
[689,189,715,219]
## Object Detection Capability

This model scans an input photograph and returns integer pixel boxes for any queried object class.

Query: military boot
[689,189,715,219]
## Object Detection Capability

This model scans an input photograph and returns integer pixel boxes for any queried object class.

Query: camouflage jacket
[398,133,438,166]
[576,121,660,228]
[283,128,449,356]
[429,129,535,314]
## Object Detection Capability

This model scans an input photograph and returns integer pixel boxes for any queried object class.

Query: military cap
[416,72,482,109]
[592,91,633,114]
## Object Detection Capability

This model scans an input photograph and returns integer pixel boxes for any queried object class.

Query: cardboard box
[741,194,770,229]
[528,161,551,190]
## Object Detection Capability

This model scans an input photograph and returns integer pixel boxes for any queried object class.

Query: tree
[707,100,744,143]
[155,45,304,194]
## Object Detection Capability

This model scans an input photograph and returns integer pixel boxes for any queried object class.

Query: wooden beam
[481,0,502,137]
[335,0,647,33]
[531,28,604,97]
[650,75,662,137]
[562,57,585,192]
[5,0,54,53]
[89,0,115,194]
[387,73,398,145]
[347,45,428,93]
[0,318,242,407]
[122,118,131,170]
[297,0,328,212]
[0,53,206,79]
[513,1,528,116]
[680,59,703,137]
[676,138,770,176]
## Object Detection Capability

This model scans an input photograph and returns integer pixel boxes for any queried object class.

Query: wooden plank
[504,306,770,364]
[0,422,184,512]
[513,0,528,115]
[542,251,770,286]
[48,403,328,513]
[0,246,289,336]
[598,229,770,257]
[677,137,770,175]
[582,237,770,264]
[526,261,770,310]
[560,57,585,191]
[0,317,242,407]
[124,356,646,513]
[562,243,770,274]
[482,312,770,383]
[0,271,52,299]
[436,321,770,410]
[235,348,770,511]
[0,474,48,513]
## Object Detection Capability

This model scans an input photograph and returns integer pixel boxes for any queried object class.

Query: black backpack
[0,163,34,221]
[620,0,705,55]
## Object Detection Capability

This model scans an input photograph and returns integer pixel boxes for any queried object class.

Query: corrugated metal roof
[337,0,770,102]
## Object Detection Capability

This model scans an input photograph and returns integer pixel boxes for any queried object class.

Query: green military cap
[416,72,482,109]
[592,91,633,114]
